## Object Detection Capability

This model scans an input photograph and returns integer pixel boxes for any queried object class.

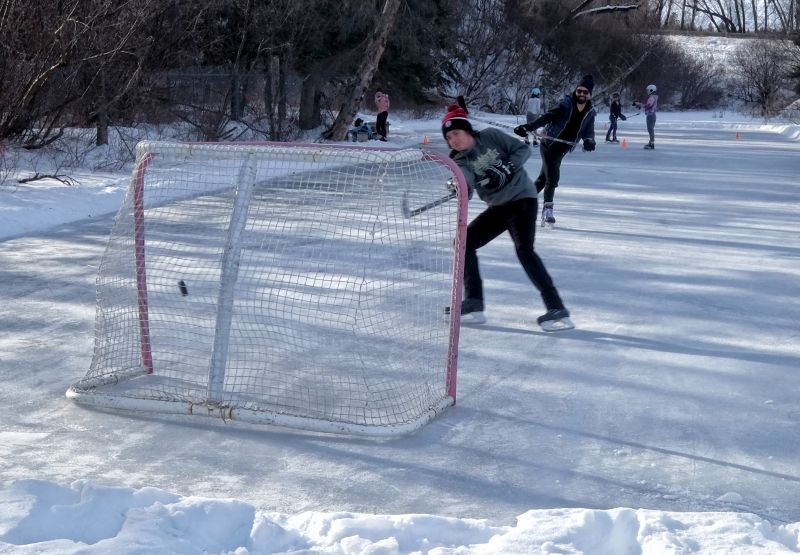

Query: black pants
[464,198,564,311]
[533,145,566,203]
[376,111,388,139]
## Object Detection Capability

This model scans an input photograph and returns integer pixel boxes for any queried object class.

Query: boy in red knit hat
[442,103,572,331]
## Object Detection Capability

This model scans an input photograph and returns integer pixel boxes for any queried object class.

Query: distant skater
[374,89,390,141]
[633,84,658,149]
[605,92,626,143]
[525,88,543,146]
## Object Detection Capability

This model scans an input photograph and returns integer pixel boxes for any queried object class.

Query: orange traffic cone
[423,134,429,145]
[735,131,741,140]
[621,138,628,149]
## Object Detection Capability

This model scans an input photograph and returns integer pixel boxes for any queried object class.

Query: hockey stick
[533,134,580,146]
[468,114,584,147]
[402,189,457,218]
[402,178,487,218]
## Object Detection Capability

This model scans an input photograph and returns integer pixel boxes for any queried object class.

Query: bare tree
[679,0,699,29]
[0,2,80,144]
[731,38,794,115]
[769,0,798,32]
[672,0,800,32]
[676,54,725,108]
[323,0,404,141]
[0,0,158,147]
[688,0,744,32]
[446,0,542,113]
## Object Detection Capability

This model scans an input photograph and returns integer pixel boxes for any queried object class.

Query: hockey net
[67,140,468,436]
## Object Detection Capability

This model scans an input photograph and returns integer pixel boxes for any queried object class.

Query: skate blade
[461,311,487,325]
[539,317,574,332]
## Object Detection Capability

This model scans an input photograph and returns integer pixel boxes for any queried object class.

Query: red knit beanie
[441,103,473,138]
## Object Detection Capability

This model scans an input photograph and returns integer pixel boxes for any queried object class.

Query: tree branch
[558,1,641,27]
[18,172,78,186]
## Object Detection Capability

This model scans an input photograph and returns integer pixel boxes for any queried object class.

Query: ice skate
[541,202,556,228]
[537,308,574,332]
[445,297,486,324]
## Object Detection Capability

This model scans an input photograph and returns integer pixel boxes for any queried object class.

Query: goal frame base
[66,385,455,437]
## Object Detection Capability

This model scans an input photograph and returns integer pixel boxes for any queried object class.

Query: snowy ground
[1,111,799,553]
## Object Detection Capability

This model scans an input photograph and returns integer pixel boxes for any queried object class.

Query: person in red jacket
[374,89,390,141]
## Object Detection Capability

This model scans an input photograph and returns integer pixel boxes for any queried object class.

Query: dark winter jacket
[525,94,596,153]
[609,100,625,121]
[450,128,537,207]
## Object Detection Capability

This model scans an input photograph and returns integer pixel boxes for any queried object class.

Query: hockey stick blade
[403,178,488,219]
[403,191,457,218]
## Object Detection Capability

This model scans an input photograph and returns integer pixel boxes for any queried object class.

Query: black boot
[459,297,486,324]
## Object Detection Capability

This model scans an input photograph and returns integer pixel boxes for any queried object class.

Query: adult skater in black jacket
[514,75,597,226]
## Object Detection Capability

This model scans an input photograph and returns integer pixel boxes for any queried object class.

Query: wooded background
[1,0,798,148]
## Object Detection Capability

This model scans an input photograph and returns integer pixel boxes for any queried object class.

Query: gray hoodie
[450,128,537,207]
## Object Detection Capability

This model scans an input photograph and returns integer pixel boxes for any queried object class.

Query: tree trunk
[277,55,287,140]
[95,71,108,146]
[323,0,403,141]
[264,56,276,134]
[298,72,322,130]
[680,0,687,28]
[230,70,244,122]
[96,111,109,146]
[265,53,289,140]
[750,0,759,32]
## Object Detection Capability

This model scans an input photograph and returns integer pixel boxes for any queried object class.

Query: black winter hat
[577,74,594,93]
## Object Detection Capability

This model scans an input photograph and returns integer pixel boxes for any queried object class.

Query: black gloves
[583,139,596,152]
[513,125,529,138]
[483,159,516,190]
[620,114,627,121]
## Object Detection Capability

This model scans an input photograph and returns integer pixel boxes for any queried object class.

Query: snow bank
[1,480,799,554]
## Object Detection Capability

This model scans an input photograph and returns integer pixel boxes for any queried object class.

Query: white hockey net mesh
[68,140,466,436]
